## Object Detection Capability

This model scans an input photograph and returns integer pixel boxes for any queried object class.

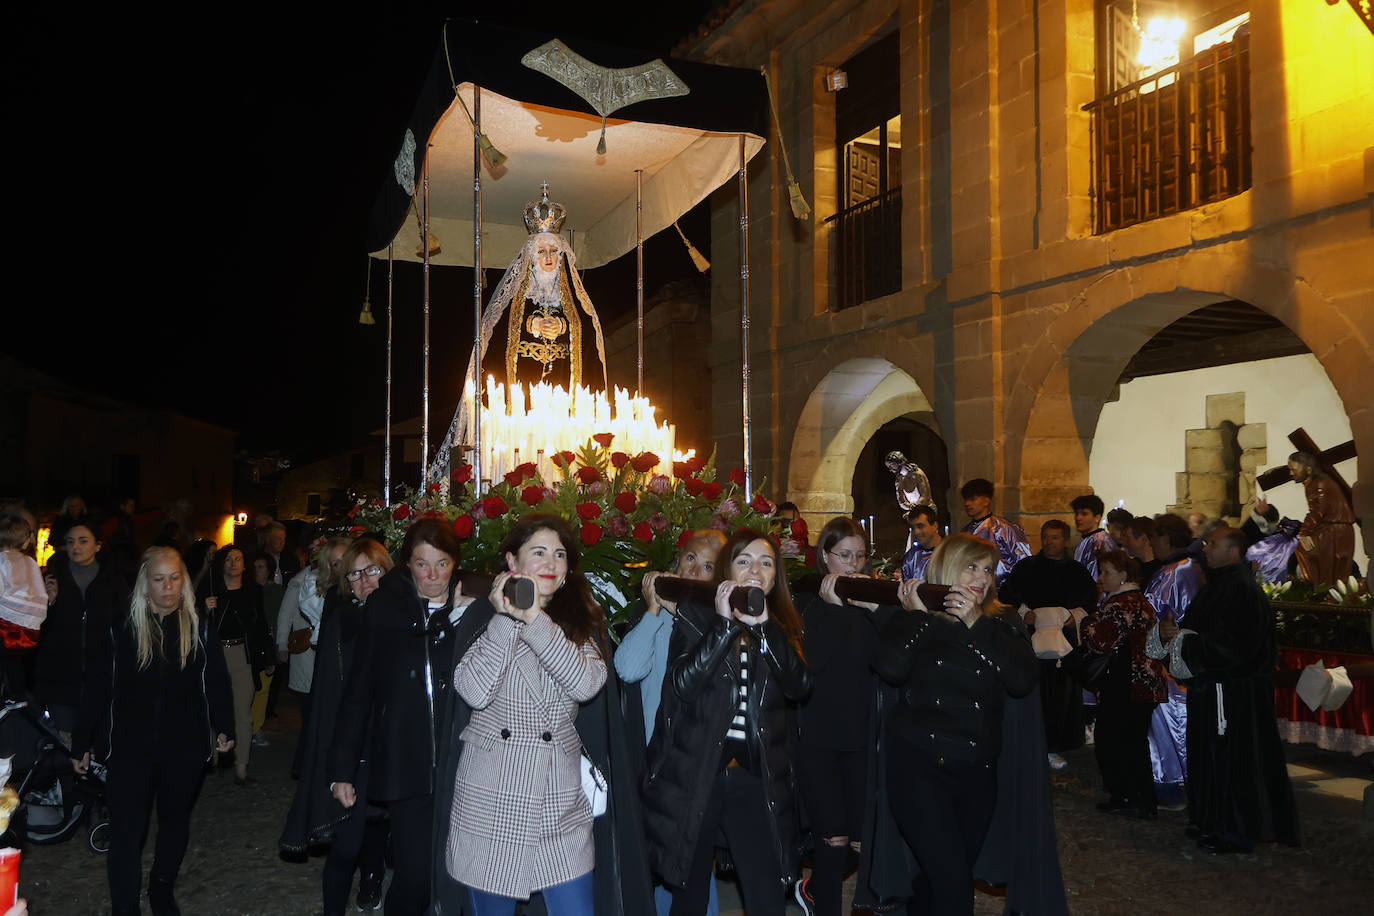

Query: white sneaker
[1048,752,1068,770]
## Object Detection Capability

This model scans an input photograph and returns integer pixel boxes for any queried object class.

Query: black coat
[640,600,811,889]
[1177,563,1300,846]
[327,570,492,803]
[73,613,235,763]
[280,590,368,854]
[35,560,127,708]
[195,579,275,673]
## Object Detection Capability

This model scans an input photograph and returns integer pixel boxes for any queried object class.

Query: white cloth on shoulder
[1023,605,1073,658]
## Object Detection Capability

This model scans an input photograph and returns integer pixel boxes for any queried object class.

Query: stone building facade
[681,0,1372,546]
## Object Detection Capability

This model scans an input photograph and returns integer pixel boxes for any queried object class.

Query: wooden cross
[1255,427,1356,503]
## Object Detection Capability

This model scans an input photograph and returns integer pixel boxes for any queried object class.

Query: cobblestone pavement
[19,701,1374,915]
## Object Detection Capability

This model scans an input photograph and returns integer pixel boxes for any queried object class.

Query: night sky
[9,6,719,461]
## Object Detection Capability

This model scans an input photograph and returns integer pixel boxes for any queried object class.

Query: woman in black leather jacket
[642,528,811,916]
[874,533,1037,915]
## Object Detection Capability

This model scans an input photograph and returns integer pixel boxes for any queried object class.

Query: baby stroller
[0,697,110,854]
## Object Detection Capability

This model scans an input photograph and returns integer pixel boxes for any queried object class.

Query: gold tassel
[760,66,812,220]
[597,117,607,156]
[358,296,376,326]
[674,221,710,272]
[477,133,506,168]
[443,25,507,169]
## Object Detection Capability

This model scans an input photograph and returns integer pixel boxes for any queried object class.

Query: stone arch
[786,357,941,516]
[1006,258,1372,534]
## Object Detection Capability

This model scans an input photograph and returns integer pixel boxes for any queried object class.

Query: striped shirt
[726,642,749,741]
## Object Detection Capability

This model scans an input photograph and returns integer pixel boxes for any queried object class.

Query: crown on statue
[523,183,567,235]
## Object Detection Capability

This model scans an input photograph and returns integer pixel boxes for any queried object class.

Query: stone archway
[1006,260,1372,537]
[786,357,940,517]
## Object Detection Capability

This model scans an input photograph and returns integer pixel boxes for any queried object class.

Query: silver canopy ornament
[520,39,690,155]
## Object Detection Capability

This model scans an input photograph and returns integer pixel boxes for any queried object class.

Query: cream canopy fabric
[377,81,765,269]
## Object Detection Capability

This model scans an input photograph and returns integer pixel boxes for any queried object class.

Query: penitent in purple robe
[1145,556,1203,786]
[963,515,1033,585]
[901,543,936,581]
[1074,529,1117,582]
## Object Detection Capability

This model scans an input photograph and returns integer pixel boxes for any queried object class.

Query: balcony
[827,186,902,311]
[1084,32,1251,234]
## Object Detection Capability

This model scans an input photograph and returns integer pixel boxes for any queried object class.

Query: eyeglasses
[345,564,385,581]
[826,549,866,564]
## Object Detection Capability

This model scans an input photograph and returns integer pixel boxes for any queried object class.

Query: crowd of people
[0,476,1317,915]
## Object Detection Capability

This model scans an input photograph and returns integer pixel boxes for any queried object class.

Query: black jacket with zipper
[640,599,811,889]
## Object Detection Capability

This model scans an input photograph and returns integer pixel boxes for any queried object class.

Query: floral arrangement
[344,437,809,634]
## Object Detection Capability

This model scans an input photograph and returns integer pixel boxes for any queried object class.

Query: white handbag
[580,751,608,817]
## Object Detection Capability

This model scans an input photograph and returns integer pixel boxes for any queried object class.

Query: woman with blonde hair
[72,546,235,916]
[874,533,1037,915]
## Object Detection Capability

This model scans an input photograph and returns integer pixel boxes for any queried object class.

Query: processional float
[365,21,789,500]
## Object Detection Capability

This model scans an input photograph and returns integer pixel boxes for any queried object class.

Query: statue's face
[533,234,560,275]
[1287,459,1310,482]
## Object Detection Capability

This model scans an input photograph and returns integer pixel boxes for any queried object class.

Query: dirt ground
[18,700,1374,915]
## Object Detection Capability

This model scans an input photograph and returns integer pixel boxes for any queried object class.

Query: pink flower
[648,513,669,533]
[648,475,671,495]
[710,515,731,532]
[779,538,801,557]
[606,515,631,537]
[717,498,740,518]
[586,480,607,498]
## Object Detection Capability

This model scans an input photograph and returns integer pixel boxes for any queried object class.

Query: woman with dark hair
[328,519,492,916]
[36,522,128,742]
[444,515,607,915]
[642,528,811,916]
[197,544,274,784]
[875,533,1038,915]
[72,547,235,916]
[792,517,876,916]
[281,538,394,915]
[1080,549,1164,820]
[183,539,216,594]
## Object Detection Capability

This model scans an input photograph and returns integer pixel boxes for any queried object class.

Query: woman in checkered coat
[445,515,608,915]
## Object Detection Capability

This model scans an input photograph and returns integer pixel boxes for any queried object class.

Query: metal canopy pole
[471,86,484,489]
[384,244,394,506]
[738,134,752,495]
[636,169,644,393]
[421,155,432,485]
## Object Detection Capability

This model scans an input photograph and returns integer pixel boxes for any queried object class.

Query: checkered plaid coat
[445,608,607,899]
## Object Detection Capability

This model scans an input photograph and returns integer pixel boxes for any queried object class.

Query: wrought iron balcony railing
[1084,33,1251,234]
[826,186,902,311]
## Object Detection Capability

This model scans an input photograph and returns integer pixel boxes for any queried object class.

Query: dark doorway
[850,417,950,565]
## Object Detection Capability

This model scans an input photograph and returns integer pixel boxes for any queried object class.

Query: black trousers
[1039,659,1084,752]
[794,743,867,916]
[885,738,997,916]
[671,767,787,916]
[382,793,433,916]
[107,751,206,913]
[323,808,388,916]
[1094,688,1157,813]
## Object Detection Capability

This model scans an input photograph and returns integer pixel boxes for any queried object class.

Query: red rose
[580,522,603,546]
[677,529,695,549]
[729,467,746,487]
[805,546,817,567]
[632,522,653,543]
[576,502,602,520]
[614,492,637,514]
[702,482,722,500]
[686,454,707,473]
[684,477,705,496]
[452,515,474,539]
[611,451,630,469]
[593,432,614,447]
[451,464,473,484]
[428,482,442,494]
[576,465,602,484]
[481,495,509,518]
[672,462,691,480]
[347,504,359,519]
[553,450,577,468]
[790,518,809,541]
[348,525,365,537]
[630,451,659,473]
[751,495,775,515]
[392,504,411,520]
[504,469,523,486]
[521,485,545,506]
